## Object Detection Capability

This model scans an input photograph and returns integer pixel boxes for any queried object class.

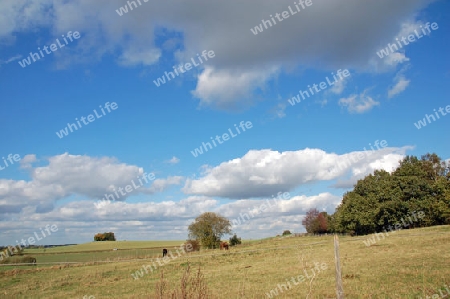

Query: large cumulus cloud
[183,146,412,198]
[0,0,435,109]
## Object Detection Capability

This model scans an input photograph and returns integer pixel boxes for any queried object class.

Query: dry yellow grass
[0,225,449,298]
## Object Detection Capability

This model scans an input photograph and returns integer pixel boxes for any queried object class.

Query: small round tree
[302,208,329,234]
[183,239,200,252]
[229,234,242,246]
[188,212,231,249]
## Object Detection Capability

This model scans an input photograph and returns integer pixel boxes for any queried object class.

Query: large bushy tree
[333,153,450,235]
[188,212,232,249]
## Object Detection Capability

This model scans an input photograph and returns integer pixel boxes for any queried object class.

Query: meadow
[1,225,449,298]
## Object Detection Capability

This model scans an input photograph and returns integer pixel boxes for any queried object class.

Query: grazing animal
[30,257,37,265]
[220,242,229,250]
[162,248,168,257]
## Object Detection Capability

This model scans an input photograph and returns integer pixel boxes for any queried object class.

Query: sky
[0,0,449,245]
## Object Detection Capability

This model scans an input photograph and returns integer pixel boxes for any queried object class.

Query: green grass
[18,241,186,266]
[25,240,185,254]
[0,226,449,298]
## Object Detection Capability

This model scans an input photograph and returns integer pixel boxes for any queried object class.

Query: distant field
[25,240,185,254]
[2,241,187,267]
[1,226,449,298]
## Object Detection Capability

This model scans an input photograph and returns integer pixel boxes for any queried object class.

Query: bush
[282,230,291,236]
[0,246,25,263]
[154,264,215,298]
[0,255,36,265]
[94,232,116,241]
[183,239,200,252]
[229,234,242,246]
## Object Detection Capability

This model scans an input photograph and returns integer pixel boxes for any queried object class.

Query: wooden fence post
[334,234,344,299]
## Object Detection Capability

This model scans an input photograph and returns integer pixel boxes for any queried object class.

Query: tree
[229,234,242,246]
[188,212,231,249]
[94,232,116,241]
[302,209,329,234]
[184,239,200,252]
[332,153,450,235]
[316,212,329,234]
[302,208,320,233]
[282,230,291,236]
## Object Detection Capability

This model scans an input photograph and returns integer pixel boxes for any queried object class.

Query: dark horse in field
[162,248,168,257]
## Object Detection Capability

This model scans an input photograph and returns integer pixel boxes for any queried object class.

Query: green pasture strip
[24,240,185,254]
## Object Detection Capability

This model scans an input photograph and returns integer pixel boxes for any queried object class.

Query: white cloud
[183,146,411,199]
[0,1,52,38]
[117,47,161,67]
[30,153,146,199]
[0,153,182,213]
[330,77,348,95]
[388,74,410,98]
[0,54,22,66]
[142,176,184,194]
[0,0,436,110]
[269,102,287,119]
[0,195,219,243]
[370,20,425,70]
[0,191,346,243]
[332,146,414,188]
[216,192,342,235]
[217,192,341,221]
[19,154,37,169]
[338,92,380,113]
[166,156,180,164]
[396,21,423,38]
[0,146,415,243]
[384,51,410,67]
[191,66,279,111]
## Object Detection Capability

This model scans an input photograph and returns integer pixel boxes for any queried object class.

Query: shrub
[282,230,291,236]
[154,263,215,298]
[94,232,116,241]
[229,234,242,246]
[183,239,200,252]
[0,255,36,265]
[0,246,23,260]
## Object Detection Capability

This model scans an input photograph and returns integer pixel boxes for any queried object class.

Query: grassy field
[1,225,449,298]
[26,240,185,253]
[12,241,186,265]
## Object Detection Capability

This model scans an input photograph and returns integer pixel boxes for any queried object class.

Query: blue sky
[0,0,449,245]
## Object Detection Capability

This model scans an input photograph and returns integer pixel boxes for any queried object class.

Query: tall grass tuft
[153,263,215,298]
